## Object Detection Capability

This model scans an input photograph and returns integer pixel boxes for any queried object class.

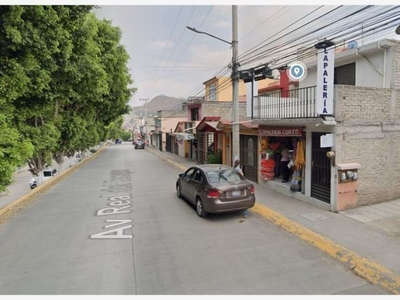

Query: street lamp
[186,26,232,45]
[186,6,239,166]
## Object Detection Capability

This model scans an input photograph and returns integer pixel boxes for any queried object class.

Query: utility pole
[231,5,239,165]
[186,6,239,165]
[139,98,149,144]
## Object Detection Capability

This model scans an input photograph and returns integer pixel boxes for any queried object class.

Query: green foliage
[0,115,34,192]
[117,130,132,141]
[0,5,136,187]
[207,150,223,164]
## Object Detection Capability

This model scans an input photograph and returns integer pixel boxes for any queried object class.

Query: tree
[0,115,34,192]
[0,5,135,185]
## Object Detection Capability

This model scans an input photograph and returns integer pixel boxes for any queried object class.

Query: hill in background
[132,95,184,117]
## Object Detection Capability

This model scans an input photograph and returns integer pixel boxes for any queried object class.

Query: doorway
[311,132,331,203]
[240,135,258,182]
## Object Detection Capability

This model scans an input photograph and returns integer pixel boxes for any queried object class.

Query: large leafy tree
[52,12,135,163]
[0,5,135,187]
[0,115,33,192]
[0,6,93,175]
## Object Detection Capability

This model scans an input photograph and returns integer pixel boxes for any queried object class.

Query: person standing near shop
[234,159,244,176]
[280,146,290,183]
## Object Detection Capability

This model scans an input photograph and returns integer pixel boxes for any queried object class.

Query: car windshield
[206,168,243,183]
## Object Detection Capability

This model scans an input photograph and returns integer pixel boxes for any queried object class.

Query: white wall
[300,47,388,89]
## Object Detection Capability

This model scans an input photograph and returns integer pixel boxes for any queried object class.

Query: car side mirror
[179,173,184,178]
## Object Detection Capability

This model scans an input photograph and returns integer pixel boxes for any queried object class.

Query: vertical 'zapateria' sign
[316,46,334,115]
[91,169,133,239]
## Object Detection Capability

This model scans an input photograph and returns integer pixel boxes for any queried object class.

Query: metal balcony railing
[253,86,318,119]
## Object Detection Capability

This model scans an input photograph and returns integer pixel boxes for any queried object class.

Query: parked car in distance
[176,164,256,217]
[115,138,122,144]
[135,140,145,149]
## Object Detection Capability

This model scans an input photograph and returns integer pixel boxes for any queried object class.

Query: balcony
[253,86,318,120]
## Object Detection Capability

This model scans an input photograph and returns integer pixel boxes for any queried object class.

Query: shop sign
[316,46,334,115]
[259,127,303,137]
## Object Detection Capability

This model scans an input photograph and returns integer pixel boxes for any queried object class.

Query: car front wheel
[196,198,207,218]
[176,183,182,198]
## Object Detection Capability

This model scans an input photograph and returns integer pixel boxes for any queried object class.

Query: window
[185,168,196,179]
[334,62,355,85]
[207,134,214,154]
[209,83,217,101]
[194,170,203,182]
[191,107,199,121]
[207,169,244,183]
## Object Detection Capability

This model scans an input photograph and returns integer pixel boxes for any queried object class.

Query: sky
[92,2,400,108]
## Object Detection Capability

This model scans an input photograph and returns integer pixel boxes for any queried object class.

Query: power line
[140,6,184,98]
[147,6,215,102]
[239,6,293,42]
[238,5,377,67]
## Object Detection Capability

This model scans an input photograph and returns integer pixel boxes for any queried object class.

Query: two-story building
[251,38,400,212]
[184,76,276,166]
[153,109,188,152]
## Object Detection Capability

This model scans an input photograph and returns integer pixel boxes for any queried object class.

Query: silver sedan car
[176,164,256,217]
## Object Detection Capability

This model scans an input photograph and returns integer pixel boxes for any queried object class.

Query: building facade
[250,38,400,211]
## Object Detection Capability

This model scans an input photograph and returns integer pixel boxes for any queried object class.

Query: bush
[207,149,222,164]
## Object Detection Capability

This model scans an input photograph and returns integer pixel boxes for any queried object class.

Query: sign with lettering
[316,46,334,115]
[259,127,303,137]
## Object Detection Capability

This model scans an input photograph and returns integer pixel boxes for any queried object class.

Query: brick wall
[393,43,400,119]
[393,42,400,90]
[202,102,248,121]
[335,42,400,206]
[335,85,391,123]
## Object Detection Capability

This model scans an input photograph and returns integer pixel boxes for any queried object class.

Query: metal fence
[253,86,318,119]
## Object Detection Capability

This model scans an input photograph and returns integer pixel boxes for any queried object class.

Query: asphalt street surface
[0,143,390,295]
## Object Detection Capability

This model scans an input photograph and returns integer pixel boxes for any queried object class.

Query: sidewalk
[0,142,112,217]
[145,145,400,295]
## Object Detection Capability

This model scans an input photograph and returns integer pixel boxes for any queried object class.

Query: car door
[186,168,203,202]
[180,167,196,201]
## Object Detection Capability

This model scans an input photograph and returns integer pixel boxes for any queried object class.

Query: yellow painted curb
[146,147,400,295]
[0,144,111,224]
[146,148,186,171]
[250,203,400,294]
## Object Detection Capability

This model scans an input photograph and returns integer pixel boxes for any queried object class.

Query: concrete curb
[0,144,110,224]
[251,203,400,295]
[146,147,400,295]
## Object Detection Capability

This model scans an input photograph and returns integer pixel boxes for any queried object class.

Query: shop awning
[175,133,195,140]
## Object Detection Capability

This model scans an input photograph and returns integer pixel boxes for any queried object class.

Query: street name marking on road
[90,169,133,239]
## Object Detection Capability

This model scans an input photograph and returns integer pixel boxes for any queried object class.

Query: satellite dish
[348,40,358,49]
[396,25,400,35]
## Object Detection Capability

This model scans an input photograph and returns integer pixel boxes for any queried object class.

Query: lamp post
[186,6,239,166]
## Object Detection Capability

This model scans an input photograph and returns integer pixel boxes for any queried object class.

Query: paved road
[0,143,390,294]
